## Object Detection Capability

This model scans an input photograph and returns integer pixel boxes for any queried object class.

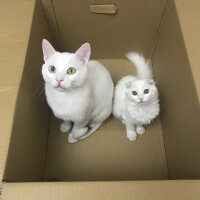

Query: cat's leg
[124,121,137,141]
[60,121,72,133]
[136,125,145,135]
[68,120,89,143]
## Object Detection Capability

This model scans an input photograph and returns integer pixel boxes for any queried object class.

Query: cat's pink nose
[56,78,63,83]
[139,98,143,102]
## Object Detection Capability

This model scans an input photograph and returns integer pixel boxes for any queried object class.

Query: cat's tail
[79,123,102,140]
[126,52,153,79]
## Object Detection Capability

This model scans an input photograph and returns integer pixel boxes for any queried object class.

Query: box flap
[0,0,35,181]
[174,0,200,102]
[2,181,200,200]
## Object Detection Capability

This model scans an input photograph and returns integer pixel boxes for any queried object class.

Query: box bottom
[45,59,168,181]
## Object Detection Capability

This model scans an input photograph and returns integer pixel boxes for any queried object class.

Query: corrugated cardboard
[1,0,200,198]
[0,0,35,182]
[51,0,167,58]
[152,0,200,179]
[3,0,51,181]
[2,181,200,200]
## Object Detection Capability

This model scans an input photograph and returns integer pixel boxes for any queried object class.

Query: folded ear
[147,79,155,85]
[75,43,91,64]
[42,39,56,61]
[125,81,132,88]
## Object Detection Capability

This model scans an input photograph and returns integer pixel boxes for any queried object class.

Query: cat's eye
[48,65,56,73]
[144,89,149,94]
[67,67,76,75]
[132,91,137,96]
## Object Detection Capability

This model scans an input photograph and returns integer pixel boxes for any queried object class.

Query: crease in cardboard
[150,0,170,179]
[151,0,169,59]
[41,0,63,50]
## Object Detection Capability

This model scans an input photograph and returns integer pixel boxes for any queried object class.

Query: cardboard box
[1,0,200,199]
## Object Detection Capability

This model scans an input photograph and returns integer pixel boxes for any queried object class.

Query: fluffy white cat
[113,52,160,141]
[42,39,114,143]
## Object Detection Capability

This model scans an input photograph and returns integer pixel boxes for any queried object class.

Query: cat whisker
[32,83,45,98]
[42,93,46,102]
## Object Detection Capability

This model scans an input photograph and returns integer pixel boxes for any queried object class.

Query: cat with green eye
[42,39,114,143]
[67,67,76,75]
[48,65,76,75]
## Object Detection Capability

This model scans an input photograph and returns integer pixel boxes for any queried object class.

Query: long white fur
[113,52,160,141]
[42,39,114,143]
[126,52,153,79]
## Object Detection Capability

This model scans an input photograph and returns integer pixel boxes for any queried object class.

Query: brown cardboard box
[0,0,200,199]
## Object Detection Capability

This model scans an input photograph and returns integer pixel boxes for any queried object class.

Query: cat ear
[147,79,155,85]
[75,43,91,64]
[125,81,132,88]
[42,39,56,61]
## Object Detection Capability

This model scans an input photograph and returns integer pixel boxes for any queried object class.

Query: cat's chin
[55,85,75,91]
[134,101,147,105]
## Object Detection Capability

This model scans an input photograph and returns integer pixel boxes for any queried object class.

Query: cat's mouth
[56,84,65,90]
[56,85,63,88]
[56,82,64,88]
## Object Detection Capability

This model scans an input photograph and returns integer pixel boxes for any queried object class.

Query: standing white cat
[42,39,114,143]
[113,52,160,141]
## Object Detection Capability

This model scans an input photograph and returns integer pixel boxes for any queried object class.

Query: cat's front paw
[127,131,137,141]
[144,119,151,125]
[68,133,78,143]
[73,127,88,138]
[136,125,145,135]
[60,122,72,133]
[121,119,125,124]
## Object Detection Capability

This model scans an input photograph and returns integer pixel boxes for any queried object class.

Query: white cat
[42,39,114,143]
[113,52,160,141]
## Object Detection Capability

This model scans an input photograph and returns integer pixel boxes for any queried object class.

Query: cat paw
[73,127,88,138]
[136,126,145,135]
[60,122,72,133]
[127,131,137,141]
[68,133,78,143]
[145,119,151,124]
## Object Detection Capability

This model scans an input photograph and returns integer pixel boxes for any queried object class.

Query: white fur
[126,52,153,79]
[42,40,114,143]
[113,52,160,141]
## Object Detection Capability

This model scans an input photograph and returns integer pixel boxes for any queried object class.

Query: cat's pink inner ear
[42,39,56,61]
[75,43,91,64]
[125,81,132,88]
[147,79,155,85]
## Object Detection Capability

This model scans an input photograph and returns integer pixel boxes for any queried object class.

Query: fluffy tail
[126,52,153,79]
[79,123,102,140]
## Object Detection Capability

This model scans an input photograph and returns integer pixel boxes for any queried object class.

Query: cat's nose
[56,78,63,83]
[139,98,143,102]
